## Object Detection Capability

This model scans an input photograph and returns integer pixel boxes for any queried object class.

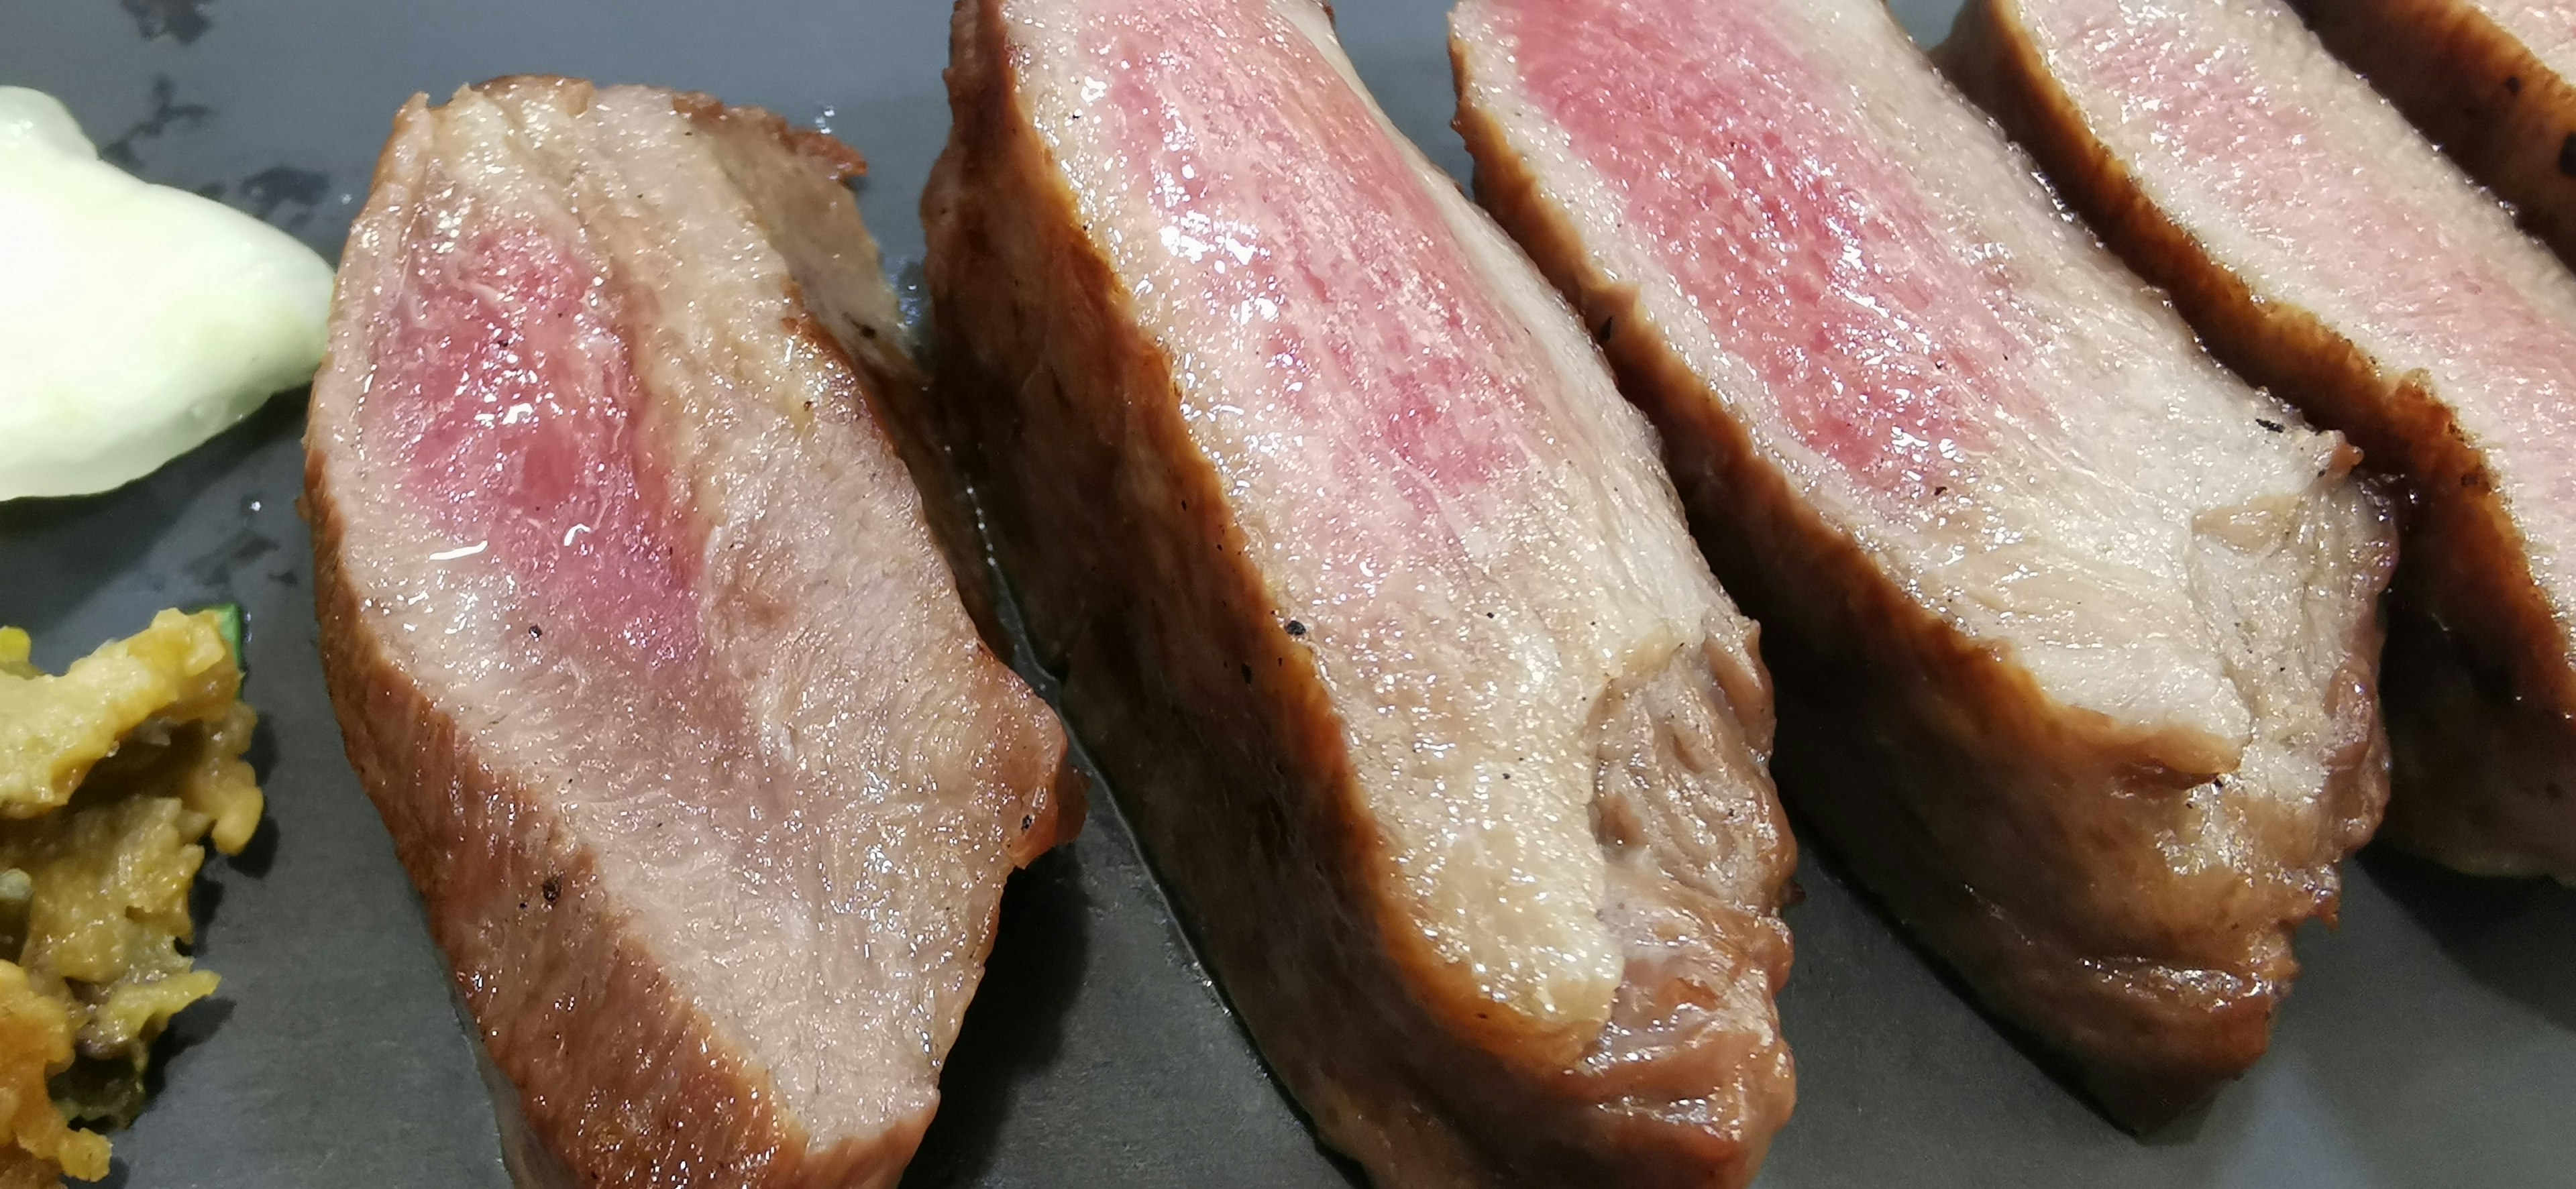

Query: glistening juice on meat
[920,0,1801,1184]
[1946,0,2576,883]
[307,78,1078,1189]
[1454,0,2394,1127]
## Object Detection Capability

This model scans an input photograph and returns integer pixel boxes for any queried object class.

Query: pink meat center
[1081,0,1544,498]
[372,215,700,663]
[2045,0,2576,512]
[1495,0,2048,501]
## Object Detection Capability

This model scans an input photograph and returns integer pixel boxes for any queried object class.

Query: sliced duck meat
[1947,0,2576,883]
[1454,0,2395,1127]
[920,0,1797,1183]
[306,77,1079,1188]
[2293,0,2576,269]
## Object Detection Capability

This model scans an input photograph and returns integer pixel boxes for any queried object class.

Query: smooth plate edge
[0,1,2570,1186]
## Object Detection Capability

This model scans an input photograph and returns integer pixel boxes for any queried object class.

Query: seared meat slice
[921,0,1797,1184]
[307,78,1078,1188]
[2292,0,2576,269]
[1455,0,2394,1127]
[1947,0,2576,883]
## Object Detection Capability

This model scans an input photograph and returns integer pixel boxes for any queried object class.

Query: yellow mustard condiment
[0,611,264,1188]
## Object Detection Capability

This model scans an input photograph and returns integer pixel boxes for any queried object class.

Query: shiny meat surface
[307,78,1076,1188]
[1456,0,2394,1127]
[2291,0,2576,296]
[922,0,1796,1182]
[1949,0,2576,881]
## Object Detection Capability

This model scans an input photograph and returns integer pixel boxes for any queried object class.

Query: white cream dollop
[0,86,333,500]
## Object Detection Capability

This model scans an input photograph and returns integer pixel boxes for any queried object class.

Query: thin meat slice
[1947,0,2576,883]
[1454,0,2394,1127]
[307,78,1079,1188]
[2292,0,2576,270]
[920,0,1797,1183]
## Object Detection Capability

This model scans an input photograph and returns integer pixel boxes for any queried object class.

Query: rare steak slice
[922,0,1798,1184]
[2293,0,2576,269]
[306,78,1079,1188]
[1947,0,2576,883]
[1454,0,2394,1127]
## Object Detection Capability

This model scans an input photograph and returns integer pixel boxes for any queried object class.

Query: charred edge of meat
[925,3,1788,1184]
[1945,0,2565,864]
[311,76,1077,1186]
[1470,13,2389,1129]
[308,445,918,1188]
[670,89,1022,662]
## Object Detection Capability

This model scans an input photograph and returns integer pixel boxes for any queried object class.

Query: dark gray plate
[3,1,2570,1186]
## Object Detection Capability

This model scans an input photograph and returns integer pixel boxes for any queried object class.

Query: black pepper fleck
[2256,418,2285,433]
[1285,619,1307,637]
[542,876,561,904]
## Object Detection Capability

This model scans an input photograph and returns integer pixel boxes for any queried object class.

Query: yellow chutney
[0,610,263,1188]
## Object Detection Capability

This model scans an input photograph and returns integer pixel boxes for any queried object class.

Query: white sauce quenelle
[0,87,331,500]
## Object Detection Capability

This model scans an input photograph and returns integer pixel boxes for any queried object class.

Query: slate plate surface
[2,1,2571,1186]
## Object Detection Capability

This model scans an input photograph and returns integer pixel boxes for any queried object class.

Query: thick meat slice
[1454,0,2394,1127]
[306,78,1078,1188]
[920,0,1796,1183]
[1947,0,2576,883]
[2292,0,2576,269]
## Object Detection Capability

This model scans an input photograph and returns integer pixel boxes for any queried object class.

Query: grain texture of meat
[920,1,1797,1184]
[305,78,1078,1188]
[2292,0,2576,270]
[1947,0,2576,883]
[1455,0,2394,1128]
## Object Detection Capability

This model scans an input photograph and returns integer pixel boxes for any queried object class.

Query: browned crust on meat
[309,453,916,1189]
[1944,0,2574,879]
[674,87,1086,848]
[309,82,1070,1188]
[2293,0,2576,270]
[921,1,1783,1183]
[925,9,1434,1178]
[1939,0,2560,712]
[657,78,1028,668]
[466,74,1022,673]
[1462,20,2385,1128]
[671,89,869,182]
